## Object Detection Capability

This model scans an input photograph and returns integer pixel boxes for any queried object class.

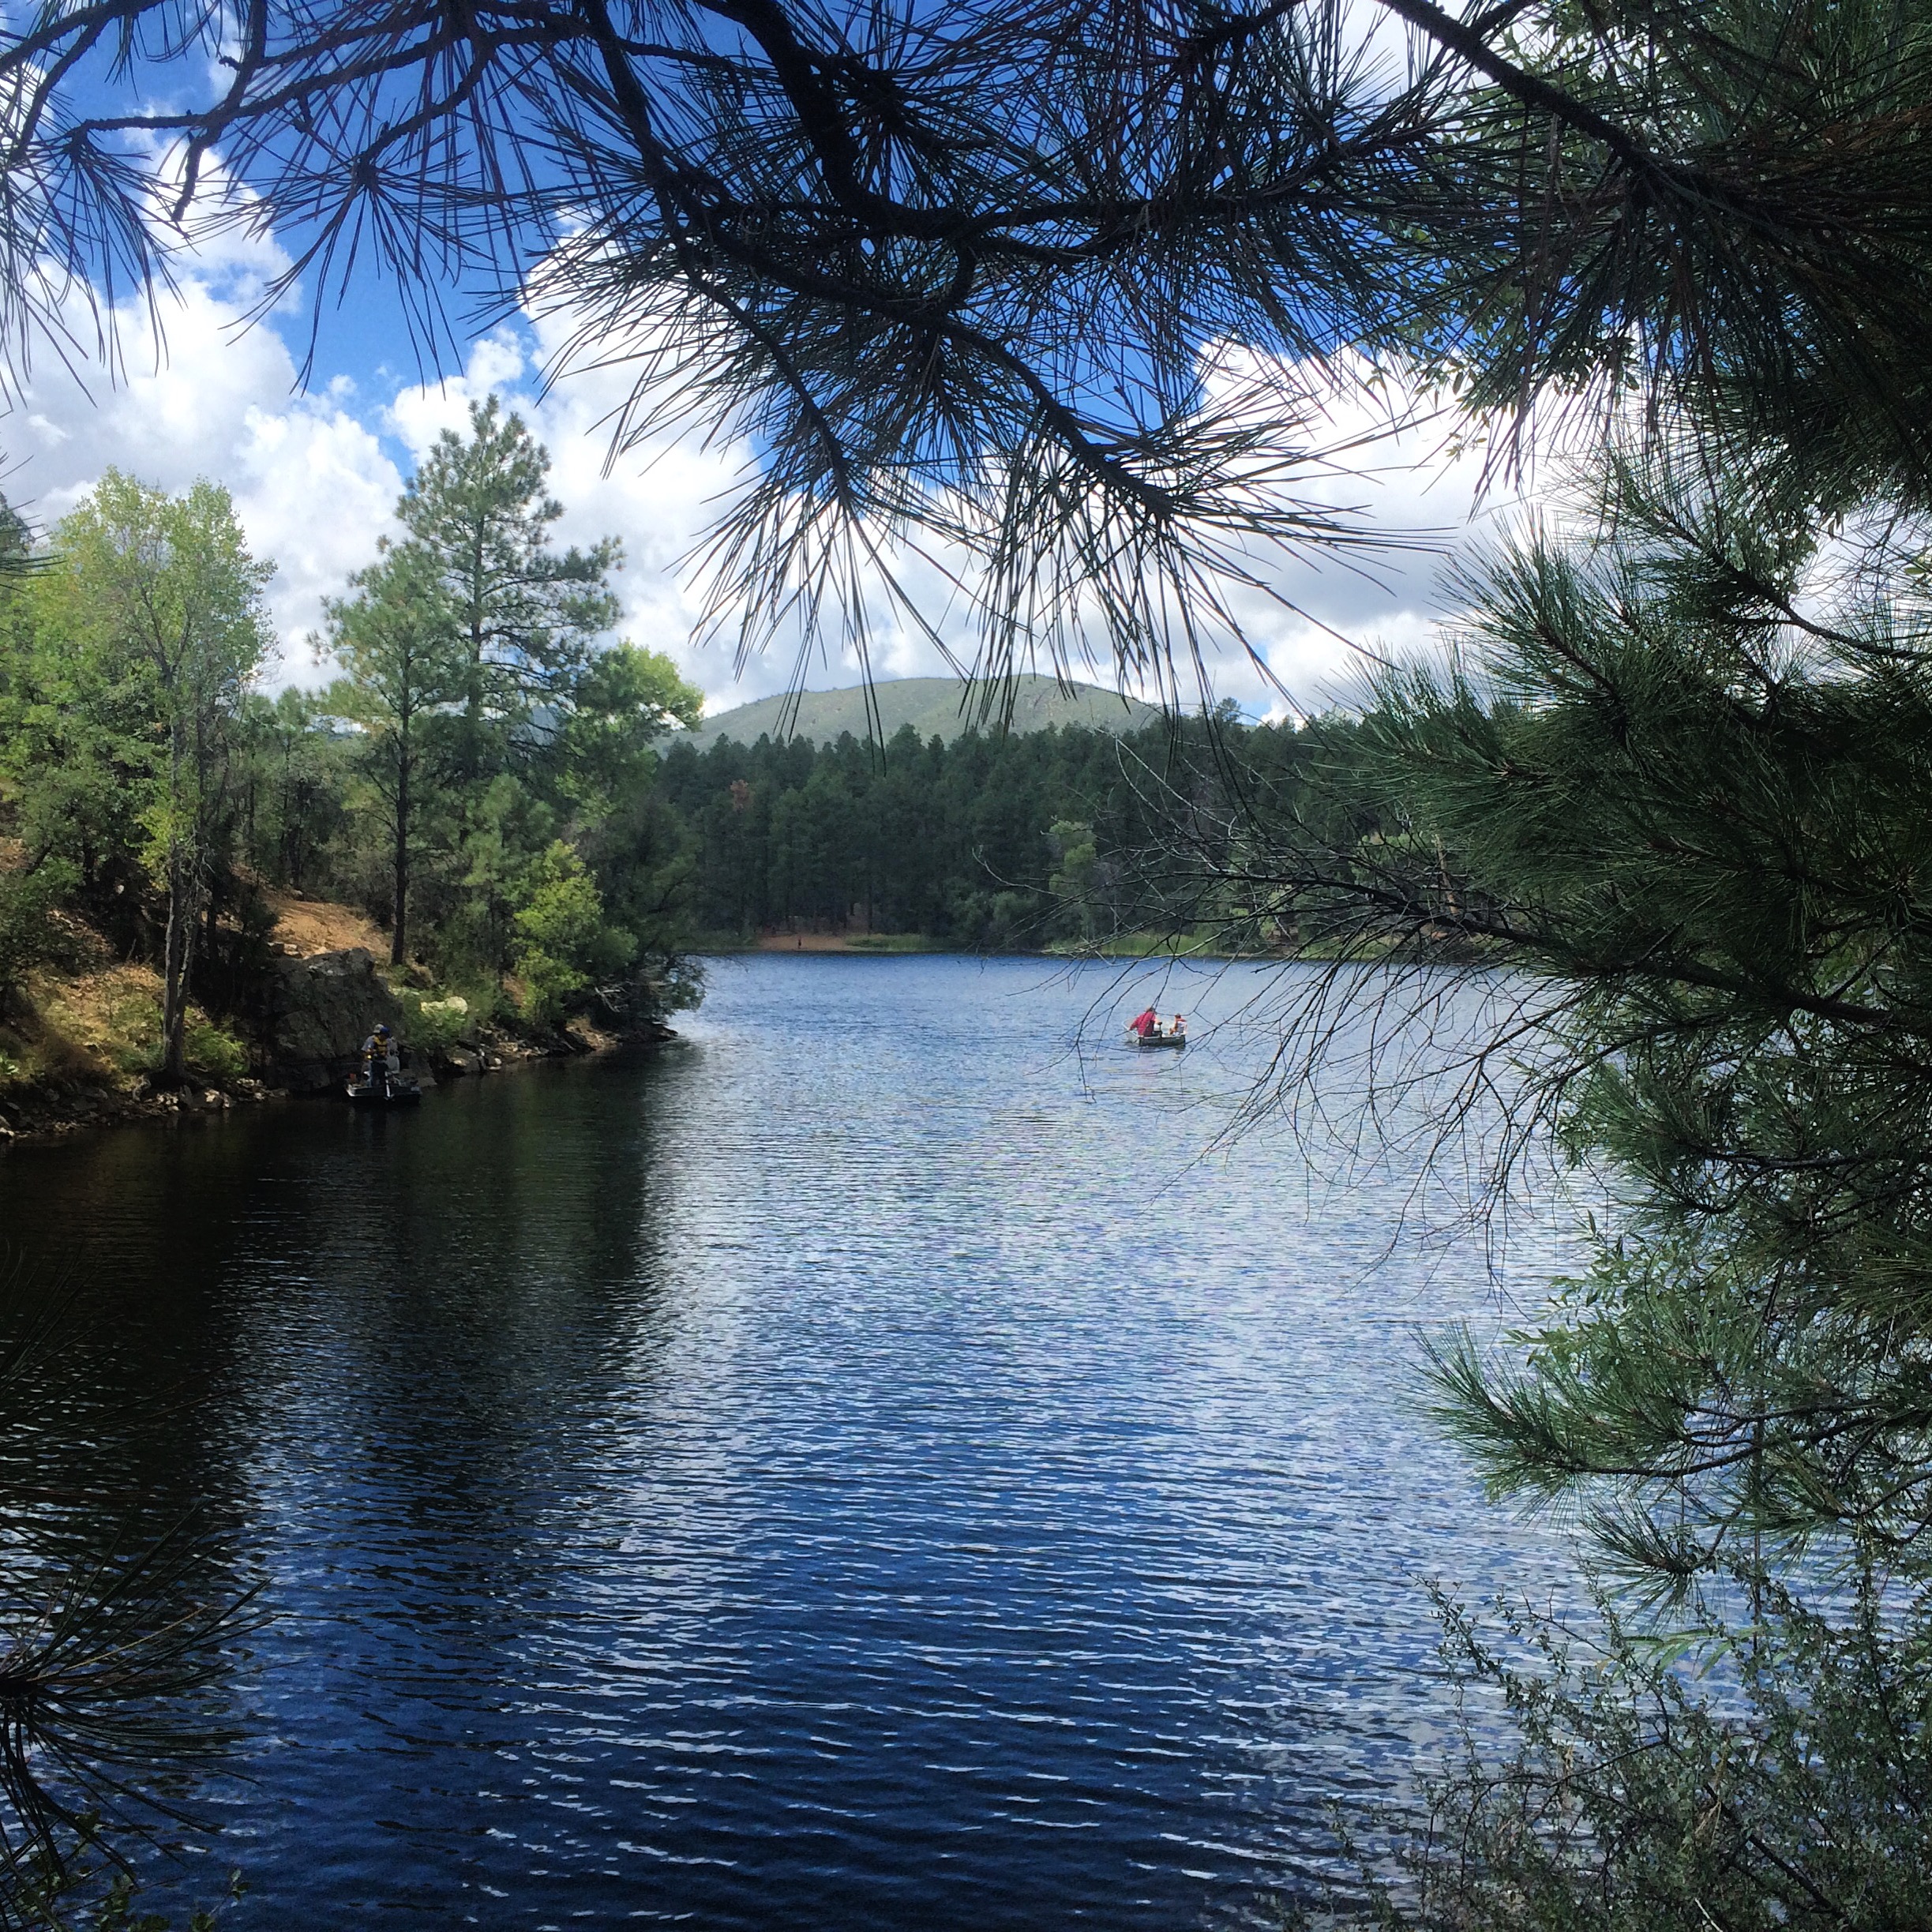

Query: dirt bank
[0,894,666,1146]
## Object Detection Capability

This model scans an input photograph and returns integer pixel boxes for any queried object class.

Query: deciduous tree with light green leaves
[50,474,271,1085]
[511,840,635,1022]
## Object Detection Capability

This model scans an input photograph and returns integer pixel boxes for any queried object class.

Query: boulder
[258,948,405,1095]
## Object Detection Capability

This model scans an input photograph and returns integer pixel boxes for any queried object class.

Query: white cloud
[0,224,1518,718]
[1,268,403,676]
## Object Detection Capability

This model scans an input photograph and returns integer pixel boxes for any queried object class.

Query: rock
[257,947,405,1095]
[439,1045,484,1078]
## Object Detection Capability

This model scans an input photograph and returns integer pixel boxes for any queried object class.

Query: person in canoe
[1171,1013,1187,1038]
[1132,1005,1160,1040]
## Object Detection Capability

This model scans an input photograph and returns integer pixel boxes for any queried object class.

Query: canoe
[1127,1030,1187,1050]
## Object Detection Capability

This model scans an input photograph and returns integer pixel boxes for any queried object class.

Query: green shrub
[111,1005,248,1083]
[398,992,470,1055]
[106,996,163,1075]
[511,842,633,1022]
[0,861,77,1010]
[1382,1573,1932,1932]
[182,1018,248,1083]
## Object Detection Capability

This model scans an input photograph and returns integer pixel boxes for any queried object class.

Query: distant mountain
[673,675,1168,752]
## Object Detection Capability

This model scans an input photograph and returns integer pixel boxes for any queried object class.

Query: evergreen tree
[323,542,467,966]
[233,686,349,895]
[1126,456,1932,1926]
[397,396,620,772]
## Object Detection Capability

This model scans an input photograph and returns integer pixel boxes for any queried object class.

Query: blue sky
[0,208,1505,717]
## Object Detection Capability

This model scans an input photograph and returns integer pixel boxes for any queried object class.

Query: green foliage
[45,473,272,1082]
[69,1860,246,1931]
[322,540,467,964]
[1179,460,1932,1924]
[651,716,1295,947]
[1380,1574,1932,1932]
[304,406,696,1015]
[1339,471,1932,1587]
[181,1018,248,1084]
[394,989,471,1056]
[99,1000,248,1086]
[0,860,75,1006]
[556,643,703,817]
[1045,819,1100,945]
[511,842,633,1022]
[399,396,619,731]
[0,519,156,945]
[233,688,347,893]
[2,1842,243,1932]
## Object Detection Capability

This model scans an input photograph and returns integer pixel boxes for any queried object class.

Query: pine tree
[324,542,467,966]
[396,397,620,776]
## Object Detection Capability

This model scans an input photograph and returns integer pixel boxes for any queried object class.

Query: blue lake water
[0,955,1581,1927]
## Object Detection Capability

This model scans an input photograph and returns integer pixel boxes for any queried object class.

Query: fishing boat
[1127,1027,1187,1051]
[345,1069,423,1106]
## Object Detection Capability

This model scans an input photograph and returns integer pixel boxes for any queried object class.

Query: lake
[0,954,1581,1929]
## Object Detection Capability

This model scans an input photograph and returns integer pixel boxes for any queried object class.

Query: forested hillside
[675,675,1167,752]
[655,711,1374,950]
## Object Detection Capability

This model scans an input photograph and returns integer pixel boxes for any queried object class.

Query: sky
[0,208,1521,722]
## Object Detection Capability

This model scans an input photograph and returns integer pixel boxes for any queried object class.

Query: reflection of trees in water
[6,1054,694,1912]
[268,1058,685,1649]
[0,1244,259,1923]
[0,1058,687,1914]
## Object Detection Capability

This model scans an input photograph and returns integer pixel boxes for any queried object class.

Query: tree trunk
[391,748,411,967]
[159,847,194,1086]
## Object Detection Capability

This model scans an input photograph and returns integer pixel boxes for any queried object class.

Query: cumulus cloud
[0,221,1518,717]
[1,274,403,677]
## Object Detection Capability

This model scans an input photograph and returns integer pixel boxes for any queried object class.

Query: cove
[0,955,1579,1930]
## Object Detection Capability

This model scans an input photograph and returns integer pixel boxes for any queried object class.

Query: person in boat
[360,1023,399,1090]
[1172,1014,1187,1037]
[1132,1005,1159,1039]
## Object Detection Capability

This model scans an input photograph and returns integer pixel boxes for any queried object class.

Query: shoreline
[714,932,1281,962]
[0,1023,676,1152]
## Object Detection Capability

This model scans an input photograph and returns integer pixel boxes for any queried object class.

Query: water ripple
[0,955,1581,1929]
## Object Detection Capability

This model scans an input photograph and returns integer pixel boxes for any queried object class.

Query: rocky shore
[0,937,677,1146]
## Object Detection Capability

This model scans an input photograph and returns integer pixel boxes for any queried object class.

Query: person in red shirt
[1132,1006,1158,1038]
